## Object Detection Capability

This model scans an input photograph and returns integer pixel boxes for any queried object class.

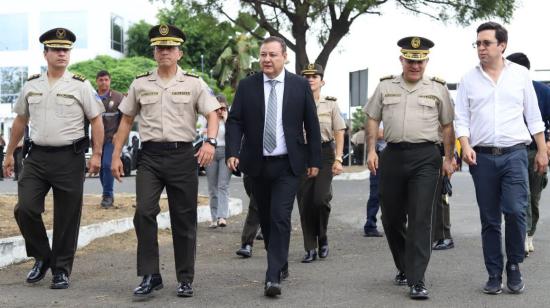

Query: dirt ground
[342,165,368,173]
[0,194,209,238]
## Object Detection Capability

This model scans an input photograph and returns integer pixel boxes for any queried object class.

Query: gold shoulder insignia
[27,74,41,81]
[431,76,446,85]
[136,71,152,79]
[72,74,87,82]
[325,96,337,101]
[184,72,199,78]
[379,75,395,81]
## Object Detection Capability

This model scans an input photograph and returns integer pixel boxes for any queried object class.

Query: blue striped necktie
[263,79,278,153]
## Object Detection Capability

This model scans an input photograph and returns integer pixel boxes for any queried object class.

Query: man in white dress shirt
[455,21,548,295]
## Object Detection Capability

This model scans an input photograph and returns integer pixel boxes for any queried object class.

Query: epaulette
[27,74,40,81]
[325,96,337,101]
[184,71,199,78]
[380,75,394,81]
[431,76,446,85]
[136,71,152,79]
[72,74,87,82]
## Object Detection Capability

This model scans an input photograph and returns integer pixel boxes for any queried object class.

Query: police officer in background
[111,24,220,298]
[2,28,104,289]
[365,36,455,299]
[297,63,346,262]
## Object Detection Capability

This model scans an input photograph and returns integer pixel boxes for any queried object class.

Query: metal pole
[201,54,204,74]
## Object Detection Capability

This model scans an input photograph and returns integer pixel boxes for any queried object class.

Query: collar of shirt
[475,57,511,81]
[98,90,111,100]
[263,70,285,85]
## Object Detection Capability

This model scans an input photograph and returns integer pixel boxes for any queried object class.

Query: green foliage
[212,33,260,89]
[126,20,154,58]
[68,55,157,92]
[351,107,366,133]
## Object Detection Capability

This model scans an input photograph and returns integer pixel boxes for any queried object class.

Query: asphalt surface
[1,171,549,307]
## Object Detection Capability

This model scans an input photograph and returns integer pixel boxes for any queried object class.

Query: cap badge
[56,29,66,39]
[411,37,421,49]
[159,24,169,36]
[308,63,315,70]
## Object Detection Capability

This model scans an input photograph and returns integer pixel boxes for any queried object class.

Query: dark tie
[263,79,278,153]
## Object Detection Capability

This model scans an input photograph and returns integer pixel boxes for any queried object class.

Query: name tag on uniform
[141,92,158,97]
[27,92,43,97]
[57,93,76,99]
[172,91,190,96]
[384,93,401,97]
[419,95,438,101]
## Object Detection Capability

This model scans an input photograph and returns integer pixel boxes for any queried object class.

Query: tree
[126,20,154,58]
[351,107,366,133]
[181,0,516,72]
[212,33,260,89]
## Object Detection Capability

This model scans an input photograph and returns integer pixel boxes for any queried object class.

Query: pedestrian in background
[206,94,232,228]
[95,70,124,209]
[455,22,547,295]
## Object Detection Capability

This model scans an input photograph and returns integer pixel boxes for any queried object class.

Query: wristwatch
[334,156,343,164]
[205,137,217,147]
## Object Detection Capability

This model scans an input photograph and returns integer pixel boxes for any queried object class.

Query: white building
[0,0,157,141]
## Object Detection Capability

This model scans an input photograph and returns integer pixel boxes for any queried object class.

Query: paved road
[1,171,549,307]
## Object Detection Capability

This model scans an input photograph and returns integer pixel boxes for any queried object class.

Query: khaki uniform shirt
[351,130,365,145]
[14,71,104,146]
[364,75,454,143]
[317,95,346,142]
[119,67,220,142]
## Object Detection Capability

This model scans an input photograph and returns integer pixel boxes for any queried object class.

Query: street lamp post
[200,54,204,74]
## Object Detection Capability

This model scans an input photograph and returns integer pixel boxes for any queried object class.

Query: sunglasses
[472,40,498,48]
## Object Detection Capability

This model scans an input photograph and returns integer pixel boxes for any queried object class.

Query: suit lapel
[257,73,265,120]
[282,70,290,118]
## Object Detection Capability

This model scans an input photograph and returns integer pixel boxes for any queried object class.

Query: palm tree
[212,33,260,89]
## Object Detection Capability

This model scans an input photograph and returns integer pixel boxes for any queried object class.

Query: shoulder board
[72,74,87,82]
[379,75,394,81]
[325,96,337,101]
[136,71,152,79]
[184,72,199,78]
[431,76,446,85]
[27,74,40,81]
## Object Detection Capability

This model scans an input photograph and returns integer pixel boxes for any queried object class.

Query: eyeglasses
[472,40,498,48]
[403,59,426,65]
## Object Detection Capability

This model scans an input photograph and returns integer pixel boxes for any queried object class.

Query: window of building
[0,14,28,51]
[0,67,28,104]
[111,15,124,53]
[40,11,88,48]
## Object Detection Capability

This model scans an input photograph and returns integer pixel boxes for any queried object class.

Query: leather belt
[387,142,435,150]
[322,141,334,148]
[31,143,73,152]
[263,154,288,161]
[142,141,191,151]
[473,143,526,155]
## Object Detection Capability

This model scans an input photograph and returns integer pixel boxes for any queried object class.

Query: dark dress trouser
[241,174,261,246]
[379,143,441,286]
[14,147,85,276]
[297,145,334,250]
[432,175,452,241]
[251,157,301,283]
[134,144,197,283]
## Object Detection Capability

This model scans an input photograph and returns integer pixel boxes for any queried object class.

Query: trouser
[0,145,4,179]
[14,146,85,275]
[240,174,261,246]
[527,149,547,236]
[297,146,334,250]
[365,165,381,233]
[13,147,23,180]
[134,144,197,283]
[432,175,452,240]
[470,148,527,277]
[206,146,232,221]
[379,143,441,286]
[100,141,115,197]
[251,157,300,283]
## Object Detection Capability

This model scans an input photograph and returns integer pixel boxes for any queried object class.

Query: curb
[0,197,242,269]
[333,169,370,181]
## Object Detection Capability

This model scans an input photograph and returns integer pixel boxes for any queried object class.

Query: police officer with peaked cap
[364,36,455,299]
[111,24,221,298]
[2,27,105,289]
[297,63,346,262]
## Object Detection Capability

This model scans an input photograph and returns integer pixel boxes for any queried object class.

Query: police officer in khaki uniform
[365,36,455,299]
[2,28,105,289]
[297,63,346,262]
[111,24,220,298]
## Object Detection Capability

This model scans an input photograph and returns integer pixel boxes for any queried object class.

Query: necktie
[263,79,278,153]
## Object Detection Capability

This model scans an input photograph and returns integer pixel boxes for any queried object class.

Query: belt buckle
[492,147,502,155]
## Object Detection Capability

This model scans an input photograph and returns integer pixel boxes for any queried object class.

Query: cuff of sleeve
[455,127,470,139]
[527,122,545,136]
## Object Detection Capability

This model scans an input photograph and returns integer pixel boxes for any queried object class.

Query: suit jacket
[226,70,322,177]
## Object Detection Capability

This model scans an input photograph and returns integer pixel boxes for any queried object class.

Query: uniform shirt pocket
[417,97,438,120]
[55,96,79,118]
[27,95,42,116]
[382,97,401,122]
[171,94,191,116]
[139,95,160,119]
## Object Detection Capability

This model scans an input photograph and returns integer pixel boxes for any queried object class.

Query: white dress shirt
[454,59,544,147]
[263,71,287,156]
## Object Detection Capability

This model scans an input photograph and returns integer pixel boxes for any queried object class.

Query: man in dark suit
[226,36,322,298]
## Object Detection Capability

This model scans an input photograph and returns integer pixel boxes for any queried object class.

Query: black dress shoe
[101,196,114,208]
[394,271,407,285]
[133,274,163,297]
[364,229,384,237]
[177,281,193,297]
[483,275,503,294]
[26,259,49,283]
[50,271,70,289]
[264,281,282,297]
[301,250,317,263]
[280,263,289,281]
[318,245,329,258]
[236,244,252,258]
[506,262,524,294]
[409,282,429,299]
[432,238,454,250]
